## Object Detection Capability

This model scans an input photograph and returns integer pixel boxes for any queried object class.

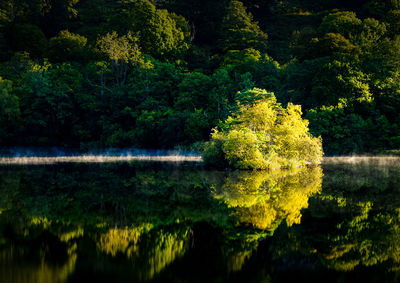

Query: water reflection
[96,226,190,281]
[0,233,77,283]
[271,163,400,275]
[0,164,323,281]
[213,168,322,230]
[7,162,400,281]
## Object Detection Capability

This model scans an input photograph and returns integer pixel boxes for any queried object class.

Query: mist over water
[1,147,400,166]
[323,156,400,166]
[0,147,202,165]
[0,146,201,157]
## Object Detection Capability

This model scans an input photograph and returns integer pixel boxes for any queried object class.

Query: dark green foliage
[0,77,20,144]
[109,0,189,59]
[6,23,47,58]
[318,11,362,39]
[385,9,400,36]
[47,30,88,63]
[219,0,268,52]
[0,0,399,154]
[283,9,400,154]
[159,0,229,47]
[308,33,360,59]
[175,72,213,111]
[16,61,83,145]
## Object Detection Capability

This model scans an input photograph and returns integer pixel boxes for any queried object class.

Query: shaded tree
[6,23,47,58]
[219,0,268,52]
[47,30,88,63]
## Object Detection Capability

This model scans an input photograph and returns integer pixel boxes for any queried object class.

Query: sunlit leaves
[212,167,323,230]
[203,88,323,169]
[223,129,267,169]
[96,31,151,86]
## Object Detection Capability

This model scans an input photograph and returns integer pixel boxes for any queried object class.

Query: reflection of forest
[96,225,190,281]
[0,243,77,283]
[271,163,400,273]
[0,163,322,281]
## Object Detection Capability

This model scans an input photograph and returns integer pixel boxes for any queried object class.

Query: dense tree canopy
[0,0,399,155]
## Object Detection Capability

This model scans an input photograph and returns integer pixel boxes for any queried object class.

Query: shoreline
[322,156,400,165]
[0,155,202,165]
[0,155,399,166]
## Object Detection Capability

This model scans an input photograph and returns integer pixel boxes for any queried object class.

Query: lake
[0,157,399,282]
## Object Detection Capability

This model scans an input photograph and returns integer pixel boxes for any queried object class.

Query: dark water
[0,160,399,282]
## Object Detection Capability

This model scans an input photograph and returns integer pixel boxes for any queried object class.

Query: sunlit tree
[203,88,323,169]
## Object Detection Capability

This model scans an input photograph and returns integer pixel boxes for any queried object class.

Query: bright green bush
[203,88,323,169]
[223,129,268,169]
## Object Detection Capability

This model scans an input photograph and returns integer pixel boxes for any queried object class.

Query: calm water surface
[0,159,399,282]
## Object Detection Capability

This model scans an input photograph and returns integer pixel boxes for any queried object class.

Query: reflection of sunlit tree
[272,163,400,272]
[0,240,77,283]
[0,163,324,277]
[211,167,323,274]
[139,228,190,281]
[59,227,84,242]
[213,167,323,230]
[226,249,253,273]
[97,224,152,258]
[96,225,190,281]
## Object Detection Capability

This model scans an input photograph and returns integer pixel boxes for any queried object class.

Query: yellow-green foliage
[223,129,268,169]
[212,167,323,230]
[0,244,77,283]
[96,225,189,280]
[203,88,323,169]
[97,223,153,258]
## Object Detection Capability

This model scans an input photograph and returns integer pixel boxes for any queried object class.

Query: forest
[1,0,400,155]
